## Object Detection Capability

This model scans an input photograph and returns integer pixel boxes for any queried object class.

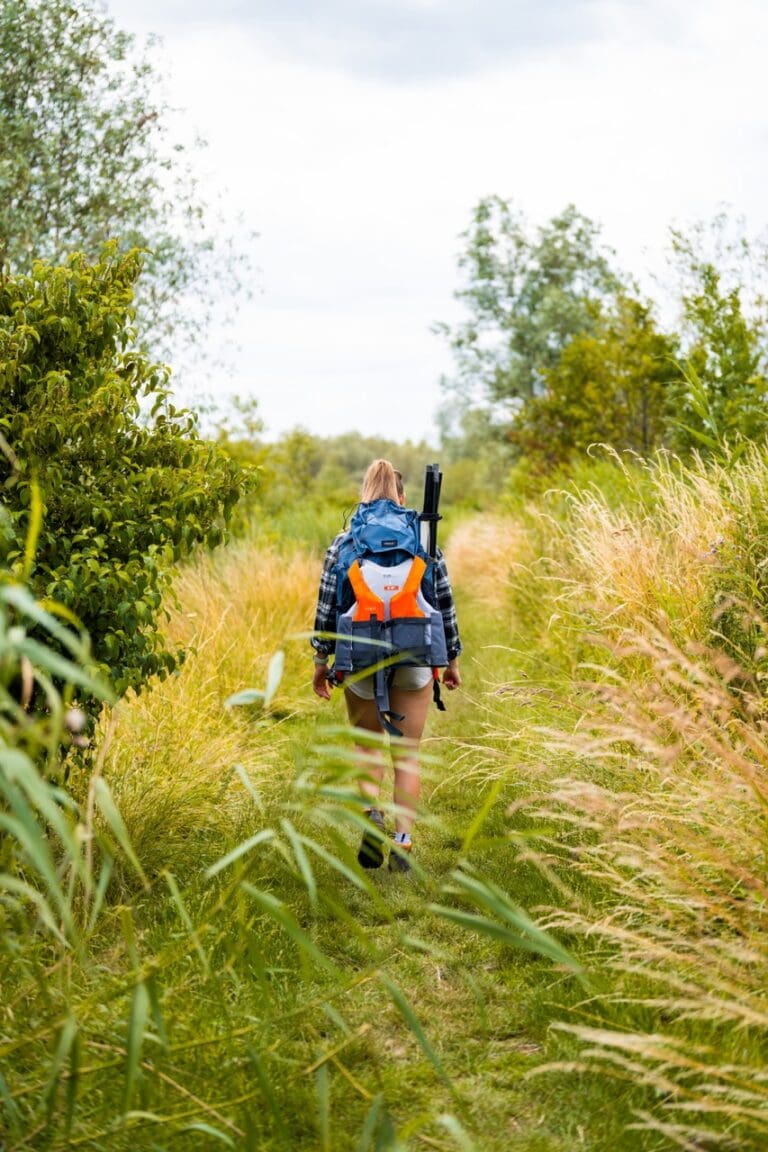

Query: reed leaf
[93,778,149,891]
[378,975,452,1092]
[123,982,150,1113]
[181,1121,236,1146]
[432,869,587,981]
[316,1061,331,1152]
[240,883,341,976]
[204,828,275,878]
[281,818,318,907]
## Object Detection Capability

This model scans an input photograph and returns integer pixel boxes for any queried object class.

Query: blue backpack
[330,499,448,734]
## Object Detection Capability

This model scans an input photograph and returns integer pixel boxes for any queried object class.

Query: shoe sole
[358,816,385,869]
[358,833,385,869]
[388,849,412,873]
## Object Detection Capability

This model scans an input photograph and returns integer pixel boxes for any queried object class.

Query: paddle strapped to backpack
[329,466,448,736]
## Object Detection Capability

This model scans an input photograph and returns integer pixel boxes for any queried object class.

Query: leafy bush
[0,245,256,700]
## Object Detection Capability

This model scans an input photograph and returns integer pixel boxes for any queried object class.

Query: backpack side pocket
[386,617,431,665]
[336,612,387,672]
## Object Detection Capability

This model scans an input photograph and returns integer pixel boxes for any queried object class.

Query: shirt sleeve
[434,549,462,661]
[311,535,344,658]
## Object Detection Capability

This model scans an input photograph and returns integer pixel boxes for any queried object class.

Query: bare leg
[344,689,385,805]
[389,682,432,835]
[345,689,389,868]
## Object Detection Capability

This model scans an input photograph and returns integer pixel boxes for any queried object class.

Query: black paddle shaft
[420,463,443,558]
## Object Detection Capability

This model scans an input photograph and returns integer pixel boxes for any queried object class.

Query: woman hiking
[311,459,462,873]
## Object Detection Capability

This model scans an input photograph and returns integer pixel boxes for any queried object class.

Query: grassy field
[2,452,768,1150]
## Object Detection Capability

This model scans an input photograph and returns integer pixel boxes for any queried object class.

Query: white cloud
[107,0,768,440]
[110,0,604,80]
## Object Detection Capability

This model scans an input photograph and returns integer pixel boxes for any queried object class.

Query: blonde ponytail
[360,459,404,504]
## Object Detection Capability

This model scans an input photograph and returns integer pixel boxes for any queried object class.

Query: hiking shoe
[357,808,386,869]
[388,843,412,874]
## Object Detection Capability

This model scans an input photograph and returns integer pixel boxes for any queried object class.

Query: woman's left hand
[313,664,331,699]
[443,659,461,690]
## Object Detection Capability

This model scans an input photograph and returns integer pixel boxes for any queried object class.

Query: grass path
[9,476,768,1150]
[302,550,616,1152]
[36,472,764,1152]
[29,523,645,1151]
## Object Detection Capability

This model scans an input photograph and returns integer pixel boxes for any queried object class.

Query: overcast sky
[106,0,768,443]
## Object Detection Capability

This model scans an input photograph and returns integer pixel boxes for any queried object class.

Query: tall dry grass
[450,455,768,1149]
[539,450,760,646]
[447,514,532,613]
[444,449,768,1149]
[92,537,323,880]
[529,623,768,1149]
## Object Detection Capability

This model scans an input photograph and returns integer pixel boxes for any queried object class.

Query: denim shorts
[345,665,433,700]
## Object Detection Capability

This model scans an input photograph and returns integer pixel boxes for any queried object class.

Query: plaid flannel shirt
[311,530,462,662]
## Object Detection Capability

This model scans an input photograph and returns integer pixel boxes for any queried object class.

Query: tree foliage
[440,201,768,472]
[0,0,249,355]
[215,429,448,549]
[670,227,768,453]
[231,429,439,511]
[0,245,254,702]
[437,198,623,413]
[512,296,678,470]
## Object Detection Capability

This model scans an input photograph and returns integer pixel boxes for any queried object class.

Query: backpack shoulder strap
[334,532,360,611]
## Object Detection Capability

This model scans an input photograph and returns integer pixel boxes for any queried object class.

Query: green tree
[669,227,768,452]
[0,0,249,355]
[256,431,440,512]
[0,245,254,703]
[312,433,438,500]
[512,296,678,471]
[262,428,326,506]
[436,405,512,507]
[437,198,625,420]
